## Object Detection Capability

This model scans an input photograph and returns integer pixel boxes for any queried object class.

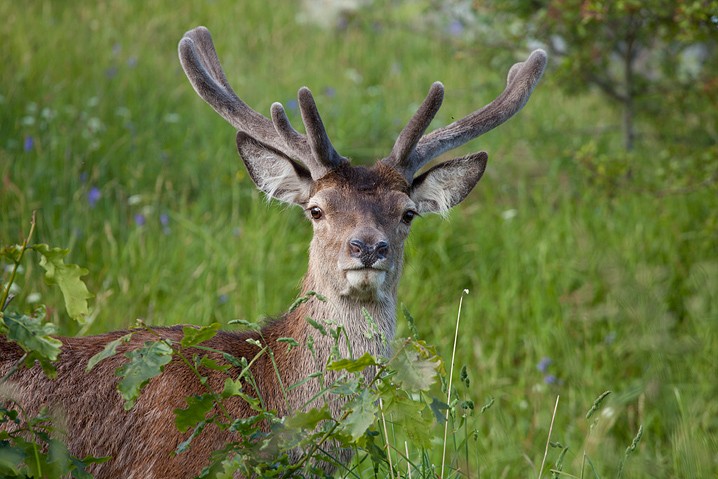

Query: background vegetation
[1,0,716,477]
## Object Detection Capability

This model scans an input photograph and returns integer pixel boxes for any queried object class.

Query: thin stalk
[1,212,36,313]
[441,289,469,479]
[405,441,412,479]
[538,395,560,479]
[379,397,397,479]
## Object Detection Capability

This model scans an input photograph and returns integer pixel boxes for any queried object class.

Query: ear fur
[410,152,488,215]
[236,132,313,205]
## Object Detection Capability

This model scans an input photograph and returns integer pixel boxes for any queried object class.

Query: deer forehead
[308,164,414,220]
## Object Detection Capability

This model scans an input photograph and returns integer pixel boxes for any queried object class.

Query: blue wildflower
[537,357,552,373]
[160,213,170,234]
[134,213,146,226]
[87,187,101,207]
[24,135,34,152]
[447,19,464,37]
[544,374,559,385]
[286,99,298,112]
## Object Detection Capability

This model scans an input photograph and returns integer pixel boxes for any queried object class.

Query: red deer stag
[0,26,546,478]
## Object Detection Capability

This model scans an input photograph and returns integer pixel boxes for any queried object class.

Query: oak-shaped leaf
[181,323,220,348]
[391,340,441,392]
[174,394,215,433]
[327,352,378,373]
[86,333,133,372]
[33,244,92,324]
[116,341,173,410]
[284,405,332,431]
[342,388,378,442]
[2,308,62,377]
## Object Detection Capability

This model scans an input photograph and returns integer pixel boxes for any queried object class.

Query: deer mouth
[344,267,387,289]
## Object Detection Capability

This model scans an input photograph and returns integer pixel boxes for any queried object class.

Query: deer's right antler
[383,49,548,181]
[178,26,346,179]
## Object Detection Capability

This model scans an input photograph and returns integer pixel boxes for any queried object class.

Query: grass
[1,0,717,477]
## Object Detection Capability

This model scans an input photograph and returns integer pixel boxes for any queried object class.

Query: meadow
[1,1,716,477]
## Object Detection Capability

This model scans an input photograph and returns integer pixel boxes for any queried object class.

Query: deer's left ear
[409,152,488,215]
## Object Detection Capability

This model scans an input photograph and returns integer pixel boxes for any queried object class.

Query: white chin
[343,269,386,299]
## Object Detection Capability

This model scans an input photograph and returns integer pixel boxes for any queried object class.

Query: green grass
[1,1,716,477]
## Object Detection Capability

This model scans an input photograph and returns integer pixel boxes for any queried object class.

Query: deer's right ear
[236,132,314,205]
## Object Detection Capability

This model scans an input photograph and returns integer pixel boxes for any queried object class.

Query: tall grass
[1,1,716,476]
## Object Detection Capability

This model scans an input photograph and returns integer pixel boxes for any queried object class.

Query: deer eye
[401,210,417,224]
[309,207,323,220]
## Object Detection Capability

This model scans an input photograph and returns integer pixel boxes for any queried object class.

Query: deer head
[179,26,546,313]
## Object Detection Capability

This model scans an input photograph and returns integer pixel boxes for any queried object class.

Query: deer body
[0,27,545,477]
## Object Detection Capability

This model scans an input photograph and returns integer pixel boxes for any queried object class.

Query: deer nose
[349,239,389,267]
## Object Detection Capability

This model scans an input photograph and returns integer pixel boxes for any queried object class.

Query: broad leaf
[3,308,62,364]
[383,393,434,449]
[86,333,133,372]
[391,341,440,392]
[33,244,92,324]
[181,323,220,348]
[116,341,173,410]
[284,405,332,431]
[342,389,377,442]
[327,352,378,373]
[175,394,215,432]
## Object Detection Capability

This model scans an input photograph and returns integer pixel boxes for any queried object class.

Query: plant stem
[1,212,36,313]
[441,289,468,478]
[538,395,560,479]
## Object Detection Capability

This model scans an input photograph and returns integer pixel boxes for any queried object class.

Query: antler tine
[402,49,547,179]
[179,28,279,146]
[298,87,348,174]
[270,101,329,180]
[382,82,444,180]
[179,27,346,179]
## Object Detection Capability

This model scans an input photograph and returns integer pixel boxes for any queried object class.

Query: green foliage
[3,308,62,377]
[486,0,718,151]
[34,244,93,324]
[86,333,132,372]
[0,224,105,477]
[115,340,174,410]
[0,0,716,477]
[0,406,109,479]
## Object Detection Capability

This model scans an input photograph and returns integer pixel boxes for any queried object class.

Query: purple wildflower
[537,357,552,373]
[286,99,298,112]
[160,213,170,234]
[544,374,559,385]
[24,135,34,152]
[134,213,146,226]
[87,187,101,207]
[447,19,464,37]
[323,87,336,98]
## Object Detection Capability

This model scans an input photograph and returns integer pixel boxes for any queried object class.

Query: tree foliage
[485,0,718,151]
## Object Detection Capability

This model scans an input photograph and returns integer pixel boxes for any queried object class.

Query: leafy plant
[0,215,102,478]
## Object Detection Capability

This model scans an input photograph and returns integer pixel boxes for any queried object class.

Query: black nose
[349,239,389,267]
